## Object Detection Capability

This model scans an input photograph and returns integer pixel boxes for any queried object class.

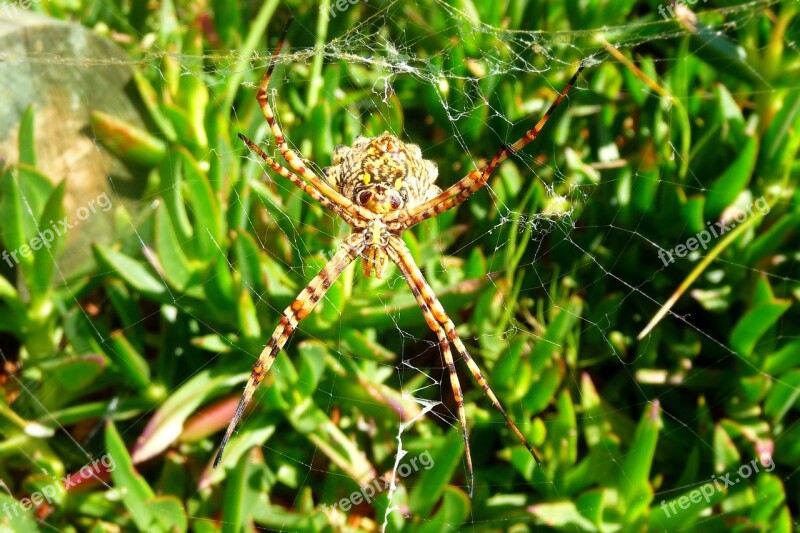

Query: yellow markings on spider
[216,15,585,499]
[370,223,382,245]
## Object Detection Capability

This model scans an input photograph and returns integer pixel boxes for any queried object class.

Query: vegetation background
[0,0,798,531]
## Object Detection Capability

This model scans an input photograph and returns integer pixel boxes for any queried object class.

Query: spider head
[327,132,440,214]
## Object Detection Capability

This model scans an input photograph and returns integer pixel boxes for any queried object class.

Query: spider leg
[254,18,372,222]
[434,326,475,496]
[213,234,365,468]
[387,236,540,496]
[388,64,585,229]
[239,133,361,227]
[387,244,474,495]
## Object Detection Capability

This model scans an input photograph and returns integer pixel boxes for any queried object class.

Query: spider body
[323,132,440,277]
[325,132,441,214]
[216,20,584,498]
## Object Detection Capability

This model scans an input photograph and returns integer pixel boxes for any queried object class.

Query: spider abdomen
[323,132,441,213]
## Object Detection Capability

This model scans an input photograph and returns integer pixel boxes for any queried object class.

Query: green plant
[1,1,798,531]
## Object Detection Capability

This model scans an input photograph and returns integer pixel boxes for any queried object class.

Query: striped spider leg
[386,236,541,497]
[385,63,585,230]
[246,16,373,225]
[214,234,366,467]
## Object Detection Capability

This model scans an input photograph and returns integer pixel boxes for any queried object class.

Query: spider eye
[357,190,373,205]
[389,195,403,210]
[399,189,408,202]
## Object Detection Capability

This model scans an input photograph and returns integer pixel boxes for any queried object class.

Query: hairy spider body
[326,133,441,212]
[324,133,439,277]
[215,19,584,498]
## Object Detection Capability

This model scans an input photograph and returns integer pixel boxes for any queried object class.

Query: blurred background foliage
[0,0,798,531]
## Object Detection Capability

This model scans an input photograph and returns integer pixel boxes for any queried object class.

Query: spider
[214,20,584,497]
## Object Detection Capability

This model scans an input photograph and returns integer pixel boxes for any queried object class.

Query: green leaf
[492,337,526,391]
[0,168,35,271]
[619,401,661,511]
[43,353,106,392]
[522,364,563,413]
[528,501,598,531]
[198,412,276,489]
[159,153,193,247]
[233,231,266,297]
[16,164,52,224]
[30,180,67,297]
[179,149,223,259]
[530,296,583,375]
[221,449,261,532]
[763,340,800,376]
[416,486,469,532]
[19,105,36,167]
[287,395,374,486]
[650,482,727,531]
[296,340,328,397]
[132,70,178,142]
[746,210,799,265]
[764,369,800,424]
[580,373,608,448]
[105,420,188,532]
[550,390,578,467]
[236,280,261,341]
[155,204,193,291]
[0,491,40,532]
[686,22,768,89]
[408,428,463,515]
[211,0,242,46]
[204,256,237,311]
[218,0,281,111]
[704,134,758,217]
[575,490,604,530]
[713,423,741,471]
[131,370,245,463]
[729,300,791,360]
[93,243,167,297]
[0,269,23,313]
[759,86,800,180]
[339,328,395,363]
[107,331,151,392]
[91,110,167,166]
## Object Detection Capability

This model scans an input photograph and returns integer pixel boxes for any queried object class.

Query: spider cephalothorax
[217,19,584,498]
[324,132,441,213]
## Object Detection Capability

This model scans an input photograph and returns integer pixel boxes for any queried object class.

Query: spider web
[0,0,797,531]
